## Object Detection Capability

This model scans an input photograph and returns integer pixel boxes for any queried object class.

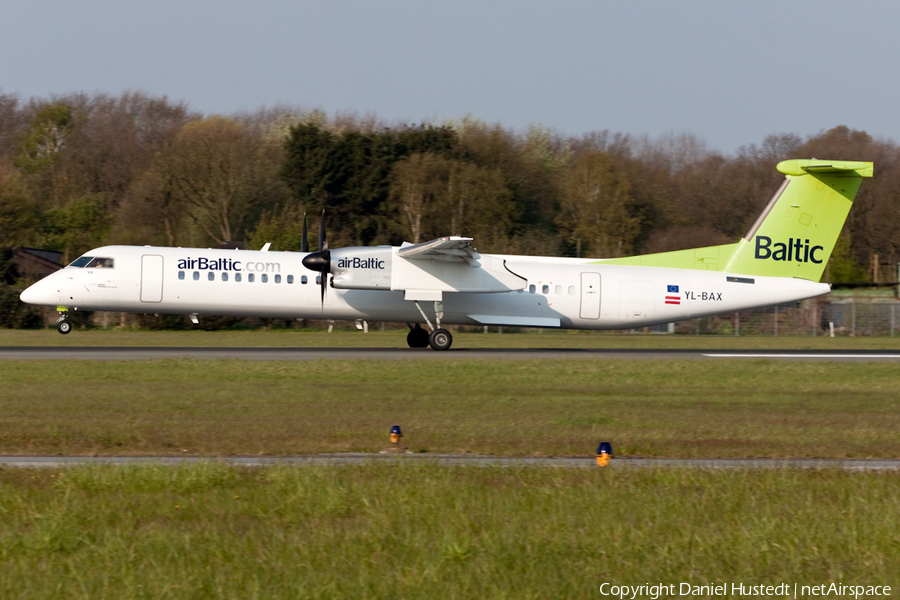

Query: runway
[0,347,899,361]
[2,454,900,470]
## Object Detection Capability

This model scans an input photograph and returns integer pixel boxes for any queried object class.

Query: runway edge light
[596,442,613,467]
[380,425,411,454]
[390,425,402,444]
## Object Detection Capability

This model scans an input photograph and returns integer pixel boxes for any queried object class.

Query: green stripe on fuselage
[591,243,738,271]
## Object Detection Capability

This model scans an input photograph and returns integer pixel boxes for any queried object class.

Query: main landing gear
[56,309,71,335]
[406,324,453,350]
[406,300,453,351]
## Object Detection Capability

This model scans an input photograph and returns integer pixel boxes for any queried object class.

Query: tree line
[2,90,898,300]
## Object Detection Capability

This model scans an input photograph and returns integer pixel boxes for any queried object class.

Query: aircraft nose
[19,279,52,306]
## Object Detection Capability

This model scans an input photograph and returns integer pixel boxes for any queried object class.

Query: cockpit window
[68,256,93,268]
[86,257,114,269]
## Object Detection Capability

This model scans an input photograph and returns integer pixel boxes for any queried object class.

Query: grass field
[1,462,898,599]
[3,331,899,595]
[1,358,898,458]
[3,328,900,349]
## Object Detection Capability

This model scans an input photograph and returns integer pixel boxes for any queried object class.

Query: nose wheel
[56,310,71,335]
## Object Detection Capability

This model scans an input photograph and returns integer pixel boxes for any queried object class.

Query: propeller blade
[319,210,327,305]
[301,210,330,308]
[301,213,308,253]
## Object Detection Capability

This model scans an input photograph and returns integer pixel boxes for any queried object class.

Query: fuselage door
[580,272,601,319]
[141,255,164,302]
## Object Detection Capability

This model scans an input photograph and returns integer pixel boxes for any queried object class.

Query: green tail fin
[722,159,873,281]
[594,159,873,278]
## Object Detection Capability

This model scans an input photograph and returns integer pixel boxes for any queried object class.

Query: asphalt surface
[1,347,900,361]
[2,454,900,470]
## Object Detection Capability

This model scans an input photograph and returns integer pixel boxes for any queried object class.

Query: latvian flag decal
[665,285,681,305]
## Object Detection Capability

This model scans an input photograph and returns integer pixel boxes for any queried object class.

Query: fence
[75,292,900,337]
[665,297,899,337]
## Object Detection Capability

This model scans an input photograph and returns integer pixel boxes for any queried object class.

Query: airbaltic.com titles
[599,582,891,599]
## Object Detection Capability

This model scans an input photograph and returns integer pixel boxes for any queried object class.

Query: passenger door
[580,272,601,319]
[140,255,164,302]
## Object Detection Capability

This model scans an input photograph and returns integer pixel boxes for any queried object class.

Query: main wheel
[406,326,429,348]
[57,320,72,335]
[428,328,452,351]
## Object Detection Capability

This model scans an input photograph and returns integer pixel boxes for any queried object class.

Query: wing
[397,237,481,266]
[389,236,525,294]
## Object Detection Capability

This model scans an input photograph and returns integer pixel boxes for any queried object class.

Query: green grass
[3,328,900,348]
[1,463,898,599]
[1,359,899,458]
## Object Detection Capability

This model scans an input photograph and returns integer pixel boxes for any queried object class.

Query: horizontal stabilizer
[777,159,873,177]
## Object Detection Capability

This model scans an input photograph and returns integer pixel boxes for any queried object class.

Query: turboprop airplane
[19,159,873,350]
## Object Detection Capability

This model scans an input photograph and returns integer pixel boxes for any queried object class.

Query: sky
[2,0,899,154]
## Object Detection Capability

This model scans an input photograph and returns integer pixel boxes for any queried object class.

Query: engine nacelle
[330,246,393,290]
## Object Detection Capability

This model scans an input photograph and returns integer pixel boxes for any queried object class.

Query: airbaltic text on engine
[176,257,281,272]
[337,257,386,269]
[754,236,824,263]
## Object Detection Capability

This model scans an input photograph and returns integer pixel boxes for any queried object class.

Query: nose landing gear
[56,308,71,335]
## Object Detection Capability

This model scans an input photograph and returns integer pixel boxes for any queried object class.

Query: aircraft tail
[722,159,873,281]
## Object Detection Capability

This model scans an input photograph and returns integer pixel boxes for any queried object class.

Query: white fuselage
[21,245,830,329]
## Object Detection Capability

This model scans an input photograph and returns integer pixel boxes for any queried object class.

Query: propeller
[300,213,309,253]
[301,210,330,306]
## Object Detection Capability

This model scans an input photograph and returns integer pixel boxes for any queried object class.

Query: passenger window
[300,275,306,284]
[555,285,562,294]
[235,273,242,282]
[178,271,185,280]
[316,275,321,285]
[208,272,215,281]
[248,273,255,283]
[542,285,549,294]
[222,273,228,282]
[289,275,296,284]
[275,274,281,283]
[261,274,268,283]
[568,285,576,296]
[529,284,535,294]
[193,272,199,281]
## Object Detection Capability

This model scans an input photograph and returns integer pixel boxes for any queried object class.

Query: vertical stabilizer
[723,159,873,281]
